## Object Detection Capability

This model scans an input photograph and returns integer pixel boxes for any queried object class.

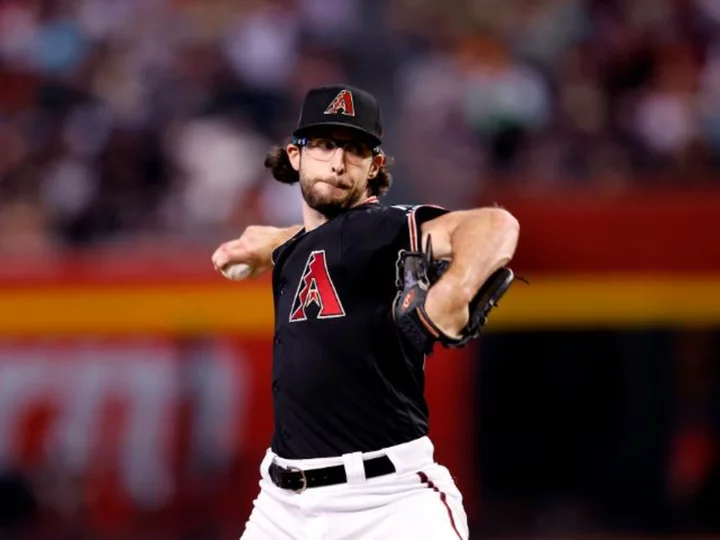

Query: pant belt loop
[260,450,276,483]
[342,451,366,484]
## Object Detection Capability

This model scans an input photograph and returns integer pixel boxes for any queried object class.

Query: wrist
[437,265,475,305]
[424,278,469,338]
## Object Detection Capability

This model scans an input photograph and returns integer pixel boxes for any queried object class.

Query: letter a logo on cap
[324,89,355,116]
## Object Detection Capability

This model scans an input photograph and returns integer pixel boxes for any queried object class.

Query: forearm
[440,209,519,303]
[212,224,304,276]
[274,225,304,249]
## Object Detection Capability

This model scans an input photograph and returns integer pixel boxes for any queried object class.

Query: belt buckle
[286,465,307,494]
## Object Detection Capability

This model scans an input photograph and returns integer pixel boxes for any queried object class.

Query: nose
[330,147,346,174]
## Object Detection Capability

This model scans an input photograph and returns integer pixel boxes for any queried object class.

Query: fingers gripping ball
[220,263,254,281]
[393,235,517,354]
[212,240,255,281]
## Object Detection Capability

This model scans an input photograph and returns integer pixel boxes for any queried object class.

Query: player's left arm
[420,207,520,337]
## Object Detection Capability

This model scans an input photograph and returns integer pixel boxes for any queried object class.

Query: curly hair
[263,144,393,198]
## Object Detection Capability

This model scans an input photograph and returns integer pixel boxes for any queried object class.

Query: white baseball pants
[239,436,469,540]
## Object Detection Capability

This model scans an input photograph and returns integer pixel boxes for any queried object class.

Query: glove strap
[415,305,468,348]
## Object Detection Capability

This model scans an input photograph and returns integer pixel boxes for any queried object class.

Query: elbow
[486,207,520,262]
[490,207,520,234]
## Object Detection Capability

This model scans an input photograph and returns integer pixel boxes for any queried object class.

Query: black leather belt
[268,455,396,493]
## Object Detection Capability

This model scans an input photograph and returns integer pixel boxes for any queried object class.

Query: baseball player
[212,85,520,539]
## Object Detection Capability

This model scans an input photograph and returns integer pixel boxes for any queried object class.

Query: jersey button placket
[273,325,282,345]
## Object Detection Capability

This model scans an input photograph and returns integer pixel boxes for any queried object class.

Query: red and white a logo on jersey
[289,250,346,322]
[324,89,355,116]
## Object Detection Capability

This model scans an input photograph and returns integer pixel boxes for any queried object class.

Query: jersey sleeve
[338,203,449,263]
[391,204,449,252]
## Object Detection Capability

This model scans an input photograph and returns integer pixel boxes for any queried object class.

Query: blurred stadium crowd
[1,0,720,254]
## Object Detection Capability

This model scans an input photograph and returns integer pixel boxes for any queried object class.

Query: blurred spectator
[163,114,269,232]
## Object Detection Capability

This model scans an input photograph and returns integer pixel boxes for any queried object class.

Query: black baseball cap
[293,84,383,148]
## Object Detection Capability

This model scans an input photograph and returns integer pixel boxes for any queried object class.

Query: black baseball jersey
[269,196,448,459]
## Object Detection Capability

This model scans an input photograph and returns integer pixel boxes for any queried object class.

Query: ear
[368,153,385,179]
[286,144,301,171]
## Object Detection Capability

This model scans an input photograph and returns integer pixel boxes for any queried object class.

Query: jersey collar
[359,196,379,206]
[293,196,381,241]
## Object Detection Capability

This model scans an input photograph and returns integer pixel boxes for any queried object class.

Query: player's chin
[306,190,354,217]
[310,184,351,205]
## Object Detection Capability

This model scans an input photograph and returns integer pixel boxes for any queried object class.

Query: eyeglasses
[294,137,380,165]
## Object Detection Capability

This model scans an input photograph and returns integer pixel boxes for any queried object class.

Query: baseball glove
[393,235,517,355]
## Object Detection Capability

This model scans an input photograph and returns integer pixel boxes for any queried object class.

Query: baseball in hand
[220,263,253,281]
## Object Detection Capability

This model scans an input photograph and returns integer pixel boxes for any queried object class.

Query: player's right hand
[211,225,286,278]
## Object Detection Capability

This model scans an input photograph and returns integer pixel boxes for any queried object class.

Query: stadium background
[1,0,720,538]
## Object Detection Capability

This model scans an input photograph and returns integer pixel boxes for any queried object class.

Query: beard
[299,174,367,218]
